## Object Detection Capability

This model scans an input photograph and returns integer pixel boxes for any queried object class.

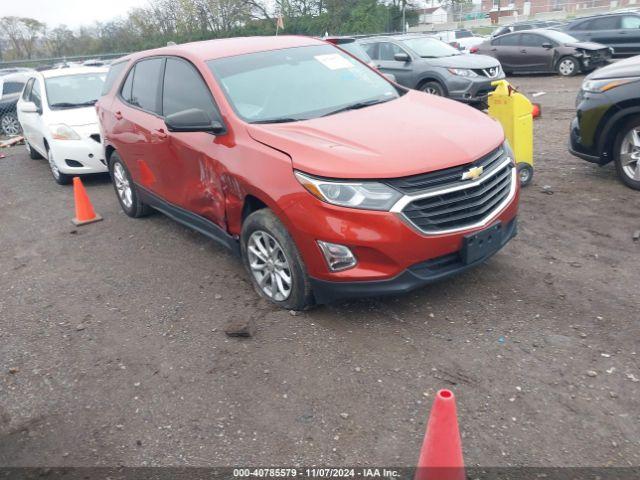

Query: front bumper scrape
[310,218,517,304]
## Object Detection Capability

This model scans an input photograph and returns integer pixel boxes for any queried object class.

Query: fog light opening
[317,241,357,272]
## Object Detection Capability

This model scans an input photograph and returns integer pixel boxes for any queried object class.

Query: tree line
[0,0,426,61]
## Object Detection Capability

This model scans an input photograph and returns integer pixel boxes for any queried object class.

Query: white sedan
[17,66,108,184]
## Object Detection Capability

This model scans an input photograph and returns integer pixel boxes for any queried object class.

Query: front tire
[109,151,152,217]
[47,147,71,185]
[26,141,43,159]
[557,56,578,77]
[613,116,640,190]
[241,209,314,310]
[420,80,446,97]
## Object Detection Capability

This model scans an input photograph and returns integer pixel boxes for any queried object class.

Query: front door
[518,33,554,71]
[619,15,640,55]
[370,42,415,87]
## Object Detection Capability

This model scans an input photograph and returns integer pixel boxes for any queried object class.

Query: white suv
[17,66,108,184]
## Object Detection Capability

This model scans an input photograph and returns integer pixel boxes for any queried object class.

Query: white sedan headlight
[447,68,479,77]
[49,124,81,140]
[295,171,402,211]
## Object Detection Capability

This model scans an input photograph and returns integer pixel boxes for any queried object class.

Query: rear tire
[420,80,446,97]
[109,151,152,217]
[557,56,578,77]
[26,141,43,159]
[613,116,640,190]
[241,209,314,310]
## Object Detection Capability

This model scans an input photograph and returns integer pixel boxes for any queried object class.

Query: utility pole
[402,0,406,33]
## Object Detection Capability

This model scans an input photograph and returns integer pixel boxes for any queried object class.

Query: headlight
[447,68,479,77]
[49,124,81,140]
[582,77,640,93]
[294,171,402,211]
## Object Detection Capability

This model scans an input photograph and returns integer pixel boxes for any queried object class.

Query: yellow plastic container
[487,80,534,186]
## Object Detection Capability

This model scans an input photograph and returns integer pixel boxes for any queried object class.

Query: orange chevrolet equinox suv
[96,36,520,310]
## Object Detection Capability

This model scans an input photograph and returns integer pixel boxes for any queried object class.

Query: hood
[565,41,609,51]
[587,54,640,80]
[46,106,98,127]
[246,91,504,179]
[428,53,500,69]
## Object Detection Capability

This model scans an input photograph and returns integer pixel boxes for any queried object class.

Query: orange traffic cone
[415,389,465,480]
[72,177,103,226]
[532,103,541,118]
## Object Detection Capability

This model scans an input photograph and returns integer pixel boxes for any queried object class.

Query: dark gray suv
[563,12,640,56]
[359,35,504,106]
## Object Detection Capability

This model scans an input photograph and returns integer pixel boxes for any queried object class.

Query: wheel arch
[597,104,640,164]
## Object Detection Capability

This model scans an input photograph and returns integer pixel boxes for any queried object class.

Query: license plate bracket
[461,222,503,265]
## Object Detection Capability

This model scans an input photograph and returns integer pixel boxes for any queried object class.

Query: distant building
[417,6,449,24]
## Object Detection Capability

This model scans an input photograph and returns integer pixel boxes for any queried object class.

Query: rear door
[110,57,167,197]
[491,34,523,71]
[620,15,640,55]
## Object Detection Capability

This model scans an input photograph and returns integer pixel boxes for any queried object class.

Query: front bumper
[50,136,108,174]
[568,89,612,165]
[448,74,505,103]
[310,218,517,304]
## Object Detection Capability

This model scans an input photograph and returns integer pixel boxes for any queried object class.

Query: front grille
[471,67,501,78]
[388,148,515,234]
[385,147,504,194]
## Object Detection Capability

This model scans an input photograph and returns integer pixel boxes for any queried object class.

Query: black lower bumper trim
[310,218,517,304]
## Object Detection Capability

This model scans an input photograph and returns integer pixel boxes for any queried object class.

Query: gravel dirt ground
[0,74,639,469]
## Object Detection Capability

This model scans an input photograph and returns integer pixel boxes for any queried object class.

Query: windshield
[208,45,398,123]
[45,73,106,108]
[402,37,461,58]
[542,30,578,44]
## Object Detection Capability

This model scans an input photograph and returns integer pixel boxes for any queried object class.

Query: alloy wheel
[558,59,575,76]
[47,150,61,180]
[247,230,292,301]
[423,86,441,95]
[113,162,133,208]
[620,127,640,181]
[1,114,21,136]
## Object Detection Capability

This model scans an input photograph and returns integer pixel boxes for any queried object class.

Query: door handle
[520,49,527,53]
[491,48,497,51]
[153,128,168,139]
[114,111,123,120]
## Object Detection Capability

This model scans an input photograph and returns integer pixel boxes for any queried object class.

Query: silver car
[359,35,504,106]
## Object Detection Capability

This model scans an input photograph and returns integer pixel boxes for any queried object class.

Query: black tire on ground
[613,115,640,191]
[241,209,315,311]
[420,80,446,97]
[108,151,152,217]
[46,147,72,185]
[556,56,579,77]
[517,163,534,187]
[26,141,43,159]
[0,112,22,137]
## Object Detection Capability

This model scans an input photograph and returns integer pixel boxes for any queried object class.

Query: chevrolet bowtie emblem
[461,166,484,181]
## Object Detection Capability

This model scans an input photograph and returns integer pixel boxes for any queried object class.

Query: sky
[1,0,150,28]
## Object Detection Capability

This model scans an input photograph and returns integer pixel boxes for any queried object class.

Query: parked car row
[12,33,639,309]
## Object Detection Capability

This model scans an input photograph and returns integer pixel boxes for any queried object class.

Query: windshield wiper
[321,97,393,117]
[50,100,98,109]
[251,117,301,124]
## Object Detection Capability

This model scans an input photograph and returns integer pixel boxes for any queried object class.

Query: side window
[493,34,520,46]
[130,58,164,114]
[520,34,545,47]
[622,16,640,29]
[30,80,42,109]
[102,61,128,96]
[121,66,135,102]
[589,16,620,30]
[361,43,378,60]
[3,81,25,95]
[378,42,407,61]
[162,58,217,120]
[22,78,34,100]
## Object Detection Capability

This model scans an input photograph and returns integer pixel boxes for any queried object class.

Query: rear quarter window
[2,81,24,96]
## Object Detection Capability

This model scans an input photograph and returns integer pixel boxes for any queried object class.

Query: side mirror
[19,101,39,114]
[165,108,225,134]
[393,52,411,63]
[542,42,553,49]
